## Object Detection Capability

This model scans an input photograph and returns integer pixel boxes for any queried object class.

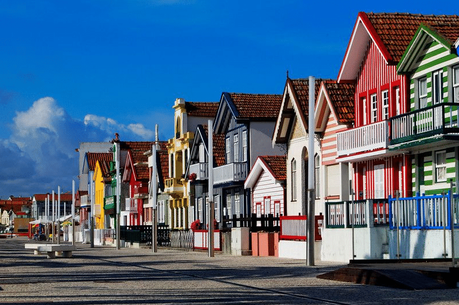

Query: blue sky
[0,0,457,198]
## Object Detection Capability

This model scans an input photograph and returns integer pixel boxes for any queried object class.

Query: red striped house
[335,12,418,200]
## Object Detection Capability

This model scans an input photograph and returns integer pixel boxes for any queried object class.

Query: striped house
[393,19,459,195]
[333,13,455,200]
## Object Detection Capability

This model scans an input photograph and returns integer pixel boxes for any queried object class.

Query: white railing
[189,162,208,180]
[280,216,307,240]
[336,121,388,156]
[213,162,248,185]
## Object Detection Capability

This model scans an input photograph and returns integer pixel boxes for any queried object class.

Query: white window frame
[395,87,401,115]
[432,70,443,105]
[291,159,297,201]
[226,193,232,218]
[419,78,428,108]
[264,197,271,215]
[435,150,447,182]
[374,164,385,199]
[382,90,389,120]
[242,130,248,162]
[362,97,367,125]
[225,137,231,163]
[453,66,459,103]
[234,192,241,216]
[370,93,377,123]
[233,134,239,162]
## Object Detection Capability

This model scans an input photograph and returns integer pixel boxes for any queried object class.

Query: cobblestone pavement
[0,237,458,304]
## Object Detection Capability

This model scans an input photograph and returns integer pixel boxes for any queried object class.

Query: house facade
[213,93,283,225]
[185,124,225,228]
[394,21,459,195]
[244,155,286,218]
[164,98,219,229]
[93,156,112,229]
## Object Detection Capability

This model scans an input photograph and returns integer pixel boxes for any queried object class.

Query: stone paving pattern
[1,237,458,304]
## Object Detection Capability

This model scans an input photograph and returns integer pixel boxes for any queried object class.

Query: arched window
[176,117,181,139]
[291,159,297,201]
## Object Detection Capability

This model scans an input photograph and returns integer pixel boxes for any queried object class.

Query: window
[453,66,459,103]
[394,87,401,115]
[214,195,220,222]
[233,134,239,162]
[432,70,443,104]
[314,154,320,198]
[291,159,297,201]
[242,130,248,162]
[274,201,280,217]
[382,90,389,120]
[419,78,428,108]
[374,164,385,199]
[226,137,231,163]
[436,151,446,182]
[370,93,377,123]
[264,197,271,215]
[361,97,367,125]
[234,192,241,216]
[226,194,232,218]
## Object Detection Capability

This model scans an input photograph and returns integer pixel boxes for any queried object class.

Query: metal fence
[389,192,459,230]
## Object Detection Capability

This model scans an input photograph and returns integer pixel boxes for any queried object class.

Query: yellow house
[92,156,112,229]
[164,98,218,229]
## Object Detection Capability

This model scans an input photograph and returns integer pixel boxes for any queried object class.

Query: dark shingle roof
[365,12,459,62]
[228,93,282,120]
[323,81,355,124]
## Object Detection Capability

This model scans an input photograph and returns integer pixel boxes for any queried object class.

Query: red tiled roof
[365,12,459,62]
[87,153,113,171]
[228,93,283,120]
[123,142,155,181]
[201,125,226,167]
[323,81,355,124]
[289,78,329,119]
[157,141,169,183]
[260,155,286,181]
[185,102,219,117]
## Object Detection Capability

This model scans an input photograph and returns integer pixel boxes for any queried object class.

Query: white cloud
[0,97,155,198]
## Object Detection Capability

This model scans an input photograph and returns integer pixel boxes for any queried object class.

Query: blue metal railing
[389,192,459,230]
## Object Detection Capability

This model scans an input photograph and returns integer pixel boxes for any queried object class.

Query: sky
[0,0,457,198]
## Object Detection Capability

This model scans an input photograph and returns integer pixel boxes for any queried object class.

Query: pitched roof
[157,142,169,183]
[322,81,355,124]
[288,78,326,119]
[338,12,459,81]
[124,142,155,181]
[365,12,459,63]
[244,155,286,189]
[227,93,283,120]
[87,153,113,171]
[260,155,286,181]
[185,102,219,117]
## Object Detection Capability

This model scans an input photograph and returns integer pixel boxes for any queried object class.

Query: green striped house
[392,22,459,195]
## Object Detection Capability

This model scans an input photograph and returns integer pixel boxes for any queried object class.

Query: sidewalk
[0,237,458,304]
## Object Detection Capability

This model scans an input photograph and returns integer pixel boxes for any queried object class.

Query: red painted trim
[358,12,393,63]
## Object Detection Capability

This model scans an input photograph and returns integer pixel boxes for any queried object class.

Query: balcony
[133,184,148,197]
[389,103,459,149]
[189,162,209,181]
[164,178,184,195]
[213,162,248,185]
[336,121,389,157]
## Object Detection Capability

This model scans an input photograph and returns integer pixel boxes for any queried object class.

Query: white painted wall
[278,240,321,260]
[321,226,389,262]
[252,170,284,215]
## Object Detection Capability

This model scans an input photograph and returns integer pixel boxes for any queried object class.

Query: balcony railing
[165,178,183,188]
[390,103,459,145]
[336,121,388,156]
[213,162,248,185]
[189,162,208,180]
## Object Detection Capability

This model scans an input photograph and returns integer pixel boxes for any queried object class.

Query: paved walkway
[0,237,458,304]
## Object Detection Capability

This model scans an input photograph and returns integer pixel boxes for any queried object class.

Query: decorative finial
[286,70,289,79]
